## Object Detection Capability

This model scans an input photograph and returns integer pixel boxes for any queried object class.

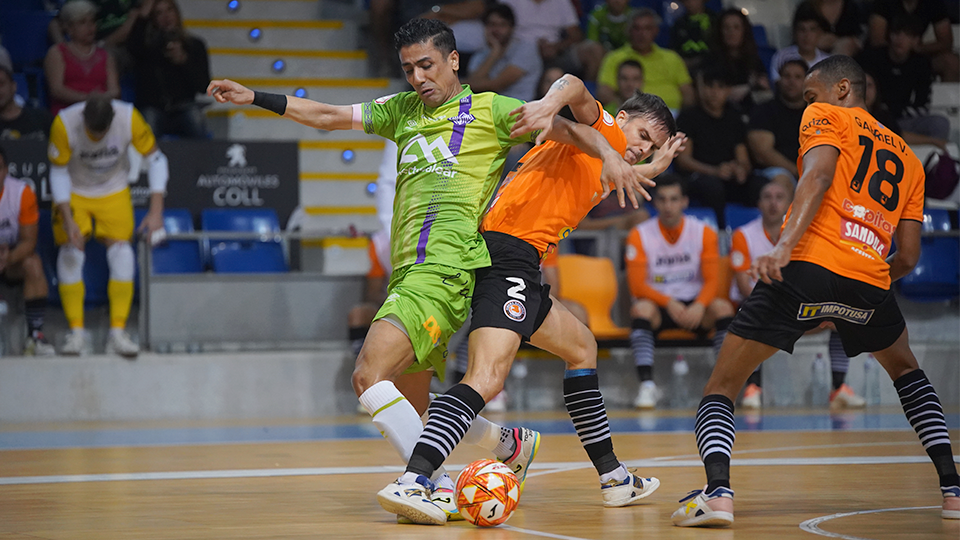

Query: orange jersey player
[672,55,958,528]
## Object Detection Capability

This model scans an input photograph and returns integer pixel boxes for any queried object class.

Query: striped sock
[712,317,733,359]
[894,369,960,492]
[564,369,619,476]
[696,394,736,493]
[828,331,849,390]
[630,319,655,376]
[407,383,485,478]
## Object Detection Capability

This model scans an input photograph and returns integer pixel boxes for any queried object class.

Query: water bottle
[672,352,690,408]
[863,354,882,406]
[810,353,828,406]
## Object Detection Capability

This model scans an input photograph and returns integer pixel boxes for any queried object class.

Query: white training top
[636,215,707,302]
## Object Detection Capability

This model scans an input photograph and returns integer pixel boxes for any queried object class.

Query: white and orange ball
[455,459,521,527]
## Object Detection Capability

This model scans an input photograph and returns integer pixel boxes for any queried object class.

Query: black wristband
[252,91,287,115]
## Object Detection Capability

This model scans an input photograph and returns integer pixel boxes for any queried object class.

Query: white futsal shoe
[61,329,87,356]
[106,330,139,359]
[500,427,541,496]
[397,473,463,523]
[634,380,660,409]
[943,487,960,519]
[672,485,734,527]
[378,473,446,525]
[601,467,660,507]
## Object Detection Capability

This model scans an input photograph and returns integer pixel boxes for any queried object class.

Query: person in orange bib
[672,55,959,527]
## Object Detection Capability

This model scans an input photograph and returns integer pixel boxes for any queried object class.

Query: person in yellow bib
[48,95,168,357]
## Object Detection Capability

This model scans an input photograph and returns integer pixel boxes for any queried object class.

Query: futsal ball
[455,459,521,527]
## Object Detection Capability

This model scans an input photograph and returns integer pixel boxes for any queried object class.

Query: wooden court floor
[0,411,957,540]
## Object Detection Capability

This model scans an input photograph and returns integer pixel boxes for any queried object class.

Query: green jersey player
[209,18,643,523]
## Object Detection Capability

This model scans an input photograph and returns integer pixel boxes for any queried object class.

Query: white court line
[649,441,917,462]
[2,456,954,486]
[799,506,939,540]
[501,524,592,540]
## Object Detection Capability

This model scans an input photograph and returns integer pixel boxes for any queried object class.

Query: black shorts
[729,261,905,357]
[471,231,553,341]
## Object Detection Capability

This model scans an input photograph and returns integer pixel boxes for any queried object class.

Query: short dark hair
[394,18,457,55]
[889,15,924,37]
[780,58,809,75]
[654,172,686,196]
[699,65,730,86]
[617,59,643,76]
[793,2,827,32]
[807,54,866,101]
[618,91,677,137]
[83,94,115,133]
[483,3,515,26]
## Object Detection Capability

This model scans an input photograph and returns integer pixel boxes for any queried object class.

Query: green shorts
[374,263,474,381]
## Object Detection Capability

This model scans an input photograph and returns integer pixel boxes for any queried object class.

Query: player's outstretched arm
[508,74,599,144]
[752,144,838,284]
[208,79,354,131]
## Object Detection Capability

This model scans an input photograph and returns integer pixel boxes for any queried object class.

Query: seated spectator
[801,0,863,56]
[0,66,53,141]
[670,0,718,73]
[704,8,770,110]
[624,174,734,409]
[728,181,866,410]
[50,0,143,73]
[746,59,807,186]
[466,3,541,102]
[864,72,947,151]
[603,59,643,114]
[127,0,210,138]
[503,0,604,85]
[597,9,695,112]
[676,67,762,228]
[868,0,958,82]
[0,144,56,356]
[858,16,951,145]
[587,0,634,52]
[770,3,831,83]
[44,0,120,115]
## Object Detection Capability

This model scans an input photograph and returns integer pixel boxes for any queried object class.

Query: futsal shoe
[500,427,541,495]
[741,383,762,409]
[377,473,446,525]
[601,468,660,507]
[829,384,866,409]
[672,485,734,527]
[107,330,139,359]
[634,380,660,409]
[397,473,463,523]
[61,329,87,356]
[943,487,960,519]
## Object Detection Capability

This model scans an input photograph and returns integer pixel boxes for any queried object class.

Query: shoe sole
[603,476,661,508]
[377,491,446,526]
[944,510,960,519]
[674,512,734,527]
[512,431,541,497]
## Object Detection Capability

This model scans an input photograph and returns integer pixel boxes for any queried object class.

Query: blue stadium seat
[0,11,55,70]
[201,208,288,273]
[35,209,108,306]
[725,205,761,230]
[36,209,60,304]
[752,25,768,48]
[899,209,959,302]
[758,46,776,74]
[13,72,29,103]
[135,208,204,274]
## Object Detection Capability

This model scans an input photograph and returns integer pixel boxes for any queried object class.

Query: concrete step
[185,19,358,50]
[300,211,379,234]
[180,0,322,20]
[209,48,367,79]
[298,139,385,174]
[300,176,377,207]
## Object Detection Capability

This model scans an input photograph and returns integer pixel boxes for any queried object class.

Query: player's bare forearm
[282,96,354,131]
[541,74,599,125]
[548,116,613,159]
[775,145,838,252]
[147,192,164,214]
[888,220,921,282]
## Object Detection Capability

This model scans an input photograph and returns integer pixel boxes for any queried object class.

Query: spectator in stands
[602,59,643,114]
[466,3,541,102]
[670,0,718,73]
[587,0,634,52]
[770,3,830,83]
[502,0,604,85]
[800,0,863,56]
[597,9,695,112]
[746,59,807,187]
[0,145,56,356]
[676,67,761,229]
[44,0,120,116]
[705,8,769,110]
[864,72,947,151]
[48,95,168,357]
[625,173,734,409]
[0,46,11,73]
[728,181,866,410]
[51,0,148,49]
[0,66,53,141]
[858,16,951,145]
[868,0,958,82]
[127,0,210,138]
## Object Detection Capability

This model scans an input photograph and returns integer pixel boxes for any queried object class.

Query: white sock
[599,463,629,483]
[359,381,448,481]
[109,328,126,338]
[462,415,515,460]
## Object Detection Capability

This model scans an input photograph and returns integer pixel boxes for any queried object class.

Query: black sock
[563,369,619,475]
[831,371,846,391]
[407,383,485,477]
[747,367,762,388]
[636,365,653,382]
[630,318,654,380]
[25,298,45,337]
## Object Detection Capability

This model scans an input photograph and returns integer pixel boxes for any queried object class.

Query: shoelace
[678,489,703,503]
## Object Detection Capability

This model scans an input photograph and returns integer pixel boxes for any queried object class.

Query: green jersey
[362,85,535,270]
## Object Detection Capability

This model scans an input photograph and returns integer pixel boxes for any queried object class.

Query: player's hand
[600,150,646,208]
[751,245,790,284]
[509,99,559,144]
[734,164,748,184]
[137,210,165,239]
[207,79,254,105]
[665,299,686,326]
[679,302,705,331]
[63,218,84,250]
[717,162,735,180]
[647,132,686,176]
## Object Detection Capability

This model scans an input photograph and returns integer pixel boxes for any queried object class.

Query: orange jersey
[789,103,924,290]
[481,101,627,256]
